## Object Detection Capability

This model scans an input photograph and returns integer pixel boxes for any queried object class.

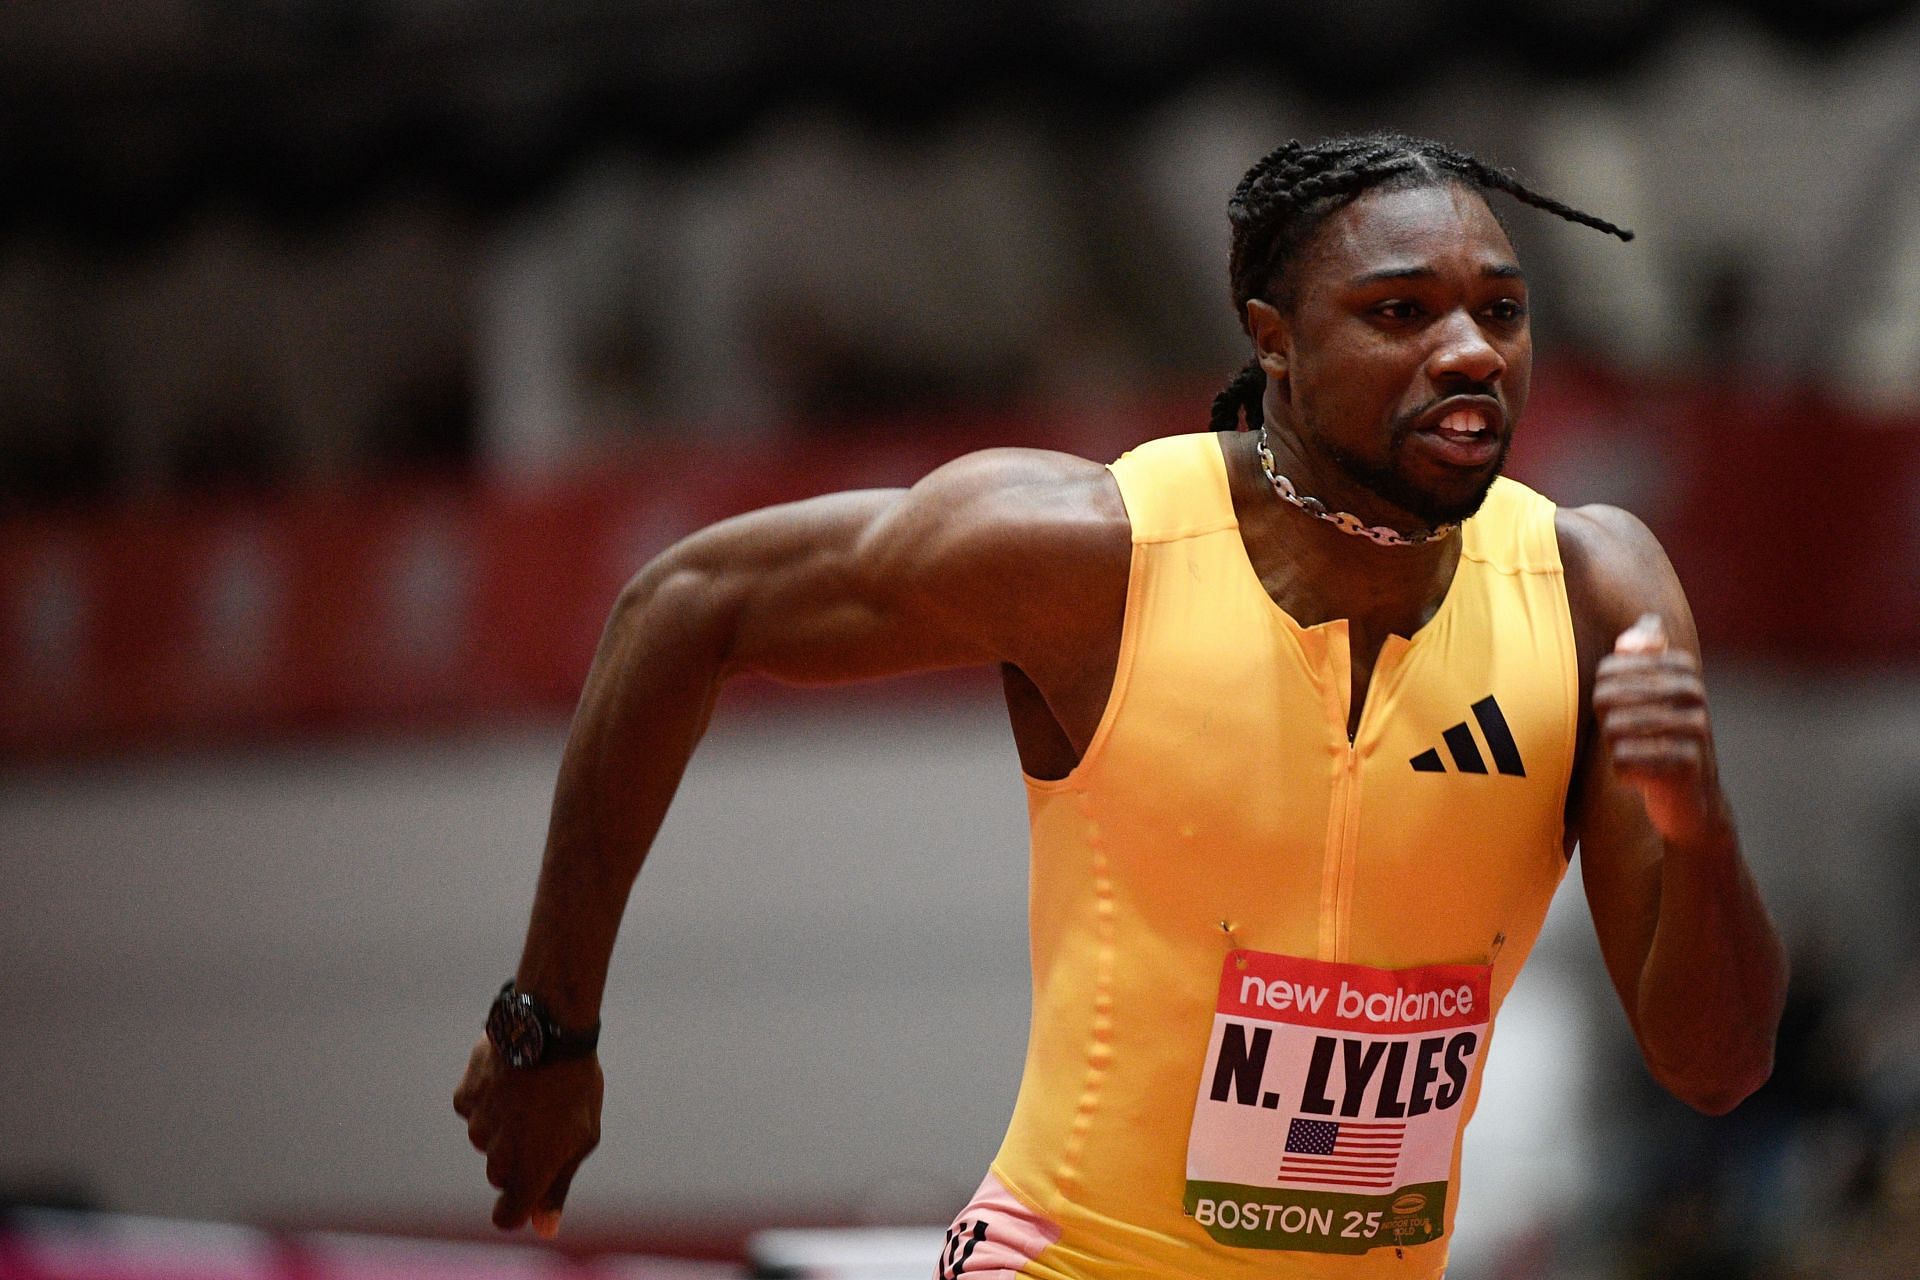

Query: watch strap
[488,980,600,1067]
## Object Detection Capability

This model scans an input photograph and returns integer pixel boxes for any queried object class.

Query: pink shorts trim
[936,1171,1063,1279]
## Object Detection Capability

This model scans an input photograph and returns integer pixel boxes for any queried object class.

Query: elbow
[614,555,695,619]
[607,555,741,671]
[1638,946,1789,1118]
[1647,1046,1774,1117]
[1675,1080,1765,1118]
[616,549,730,630]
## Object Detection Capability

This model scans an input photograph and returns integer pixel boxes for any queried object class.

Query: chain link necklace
[1256,427,1457,548]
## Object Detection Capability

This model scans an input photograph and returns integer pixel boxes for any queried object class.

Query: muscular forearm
[452,561,731,1239]
[1580,595,1790,1117]
[1631,804,1788,1114]
[512,565,732,1028]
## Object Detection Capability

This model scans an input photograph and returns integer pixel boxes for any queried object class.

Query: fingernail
[533,1210,561,1239]
[1618,613,1666,652]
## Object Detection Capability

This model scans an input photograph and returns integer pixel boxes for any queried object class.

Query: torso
[981,431,1585,1277]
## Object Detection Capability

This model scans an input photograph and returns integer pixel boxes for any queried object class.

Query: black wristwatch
[485,981,601,1068]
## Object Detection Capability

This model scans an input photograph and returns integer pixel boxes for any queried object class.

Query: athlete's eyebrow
[1348,264,1527,285]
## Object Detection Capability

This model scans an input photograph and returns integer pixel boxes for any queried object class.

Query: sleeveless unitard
[941,432,1580,1280]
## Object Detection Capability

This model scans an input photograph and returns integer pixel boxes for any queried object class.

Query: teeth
[1436,409,1486,437]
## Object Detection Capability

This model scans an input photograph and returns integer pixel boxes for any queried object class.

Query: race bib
[1184,950,1491,1255]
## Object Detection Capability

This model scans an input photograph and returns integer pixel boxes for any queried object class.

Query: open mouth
[1412,402,1502,468]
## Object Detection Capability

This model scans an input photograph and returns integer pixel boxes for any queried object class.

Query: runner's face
[1257,183,1532,527]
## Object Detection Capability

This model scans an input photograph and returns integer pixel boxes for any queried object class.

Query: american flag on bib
[1278,1117,1405,1189]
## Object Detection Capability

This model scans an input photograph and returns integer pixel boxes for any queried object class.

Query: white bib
[1184,950,1492,1254]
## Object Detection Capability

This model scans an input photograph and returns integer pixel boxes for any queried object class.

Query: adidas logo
[1410,695,1526,777]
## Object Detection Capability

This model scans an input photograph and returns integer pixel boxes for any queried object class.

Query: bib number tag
[1183,950,1491,1255]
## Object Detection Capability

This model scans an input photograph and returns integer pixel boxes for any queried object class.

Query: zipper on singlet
[1318,629,1405,963]
[1319,741,1362,962]
[1315,626,1362,962]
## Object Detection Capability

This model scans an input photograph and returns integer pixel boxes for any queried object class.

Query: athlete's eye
[1370,301,1422,322]
[1484,298,1528,323]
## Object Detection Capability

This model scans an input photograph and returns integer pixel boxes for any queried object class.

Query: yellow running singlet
[954,432,1579,1280]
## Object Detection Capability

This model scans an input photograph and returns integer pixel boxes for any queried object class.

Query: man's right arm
[454,446,1124,1233]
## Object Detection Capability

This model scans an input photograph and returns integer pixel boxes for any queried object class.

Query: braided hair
[1209,133,1632,433]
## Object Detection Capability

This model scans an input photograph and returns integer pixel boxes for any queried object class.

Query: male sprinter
[456,134,1787,1278]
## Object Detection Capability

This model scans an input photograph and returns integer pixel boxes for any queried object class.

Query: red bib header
[1216,950,1492,1035]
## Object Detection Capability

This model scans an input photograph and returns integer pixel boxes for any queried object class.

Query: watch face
[487,994,547,1068]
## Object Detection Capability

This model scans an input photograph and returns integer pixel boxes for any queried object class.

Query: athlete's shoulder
[866,447,1129,645]
[910,445,1122,519]
[1554,503,1692,649]
[886,446,1128,559]
[1555,503,1668,591]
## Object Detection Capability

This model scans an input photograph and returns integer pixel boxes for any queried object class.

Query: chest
[1061,531,1579,965]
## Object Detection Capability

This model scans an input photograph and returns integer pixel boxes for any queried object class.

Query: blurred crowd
[3,3,1920,510]
[1597,941,1920,1280]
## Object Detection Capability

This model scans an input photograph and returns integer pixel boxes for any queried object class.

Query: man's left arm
[1560,504,1788,1115]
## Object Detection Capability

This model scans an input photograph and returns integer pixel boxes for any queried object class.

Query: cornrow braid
[1430,147,1634,244]
[1214,132,1633,432]
[1210,361,1266,434]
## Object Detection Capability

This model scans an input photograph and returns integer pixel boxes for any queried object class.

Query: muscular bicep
[649,448,1121,688]
[642,490,981,686]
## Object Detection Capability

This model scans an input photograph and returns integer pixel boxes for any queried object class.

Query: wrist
[512,952,604,1028]
[486,980,601,1068]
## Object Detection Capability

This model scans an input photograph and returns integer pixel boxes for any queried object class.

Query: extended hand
[1593,614,1729,846]
[453,1038,603,1237]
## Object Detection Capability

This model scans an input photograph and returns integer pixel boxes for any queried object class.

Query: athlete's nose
[1426,309,1506,387]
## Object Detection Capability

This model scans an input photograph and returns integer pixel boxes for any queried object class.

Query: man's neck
[1219,430,1462,640]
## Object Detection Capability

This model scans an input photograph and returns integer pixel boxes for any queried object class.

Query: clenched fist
[1592,613,1730,846]
[454,1038,603,1237]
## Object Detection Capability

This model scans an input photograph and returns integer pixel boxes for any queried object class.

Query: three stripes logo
[938,1219,988,1278]
[1410,695,1526,777]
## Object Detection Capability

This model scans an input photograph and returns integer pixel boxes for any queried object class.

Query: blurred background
[3,1,1919,1277]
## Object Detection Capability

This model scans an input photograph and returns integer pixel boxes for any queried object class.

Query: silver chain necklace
[1256,428,1457,548]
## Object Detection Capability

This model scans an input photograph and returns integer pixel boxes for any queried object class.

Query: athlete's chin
[1327,435,1508,529]
[1429,474,1502,522]
[1394,466,1503,526]
[1401,442,1510,524]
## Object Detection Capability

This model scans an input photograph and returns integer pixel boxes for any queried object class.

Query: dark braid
[1210,361,1267,433]
[1433,148,1634,244]
[1214,132,1633,432]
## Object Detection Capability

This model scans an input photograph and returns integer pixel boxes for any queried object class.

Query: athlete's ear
[1245,299,1289,384]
